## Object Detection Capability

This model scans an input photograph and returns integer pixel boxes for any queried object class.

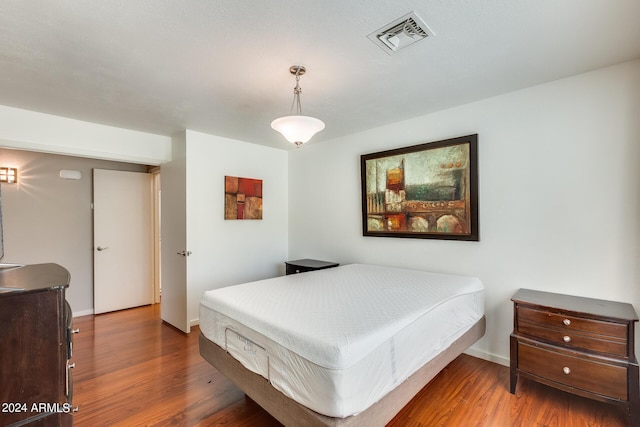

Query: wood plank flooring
[71,304,629,426]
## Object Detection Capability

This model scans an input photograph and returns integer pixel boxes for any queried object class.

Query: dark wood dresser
[285,259,339,275]
[0,264,75,427]
[510,288,639,426]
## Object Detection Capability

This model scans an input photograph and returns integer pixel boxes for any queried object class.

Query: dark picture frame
[361,134,478,241]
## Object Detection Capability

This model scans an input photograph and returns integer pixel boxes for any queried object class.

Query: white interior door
[160,135,189,332]
[93,169,154,314]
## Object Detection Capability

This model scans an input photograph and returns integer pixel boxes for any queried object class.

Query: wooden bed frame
[199,315,486,427]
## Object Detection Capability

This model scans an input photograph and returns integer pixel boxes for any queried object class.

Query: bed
[199,264,485,426]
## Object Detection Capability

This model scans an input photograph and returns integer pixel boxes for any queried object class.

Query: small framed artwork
[361,134,478,241]
[225,176,263,220]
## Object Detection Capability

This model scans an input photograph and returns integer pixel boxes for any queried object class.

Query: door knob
[177,250,192,257]
[96,246,109,251]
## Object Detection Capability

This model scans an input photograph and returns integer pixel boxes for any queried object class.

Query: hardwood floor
[72,304,629,426]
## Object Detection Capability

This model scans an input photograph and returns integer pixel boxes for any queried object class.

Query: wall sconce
[0,167,17,184]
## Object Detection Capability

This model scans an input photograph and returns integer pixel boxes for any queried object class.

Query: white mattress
[199,264,484,418]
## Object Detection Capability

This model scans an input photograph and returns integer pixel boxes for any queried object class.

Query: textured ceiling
[1,0,639,150]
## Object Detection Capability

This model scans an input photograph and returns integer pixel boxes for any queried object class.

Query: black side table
[285,259,339,275]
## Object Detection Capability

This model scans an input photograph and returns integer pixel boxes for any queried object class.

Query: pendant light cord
[290,69,303,115]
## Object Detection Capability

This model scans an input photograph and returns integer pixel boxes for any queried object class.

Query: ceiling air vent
[368,11,434,55]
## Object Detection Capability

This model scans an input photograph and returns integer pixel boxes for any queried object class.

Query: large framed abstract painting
[361,134,478,241]
[225,176,263,220]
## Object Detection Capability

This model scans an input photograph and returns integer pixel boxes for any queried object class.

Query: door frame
[150,167,161,304]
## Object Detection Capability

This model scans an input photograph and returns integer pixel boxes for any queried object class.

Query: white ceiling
[1,0,639,150]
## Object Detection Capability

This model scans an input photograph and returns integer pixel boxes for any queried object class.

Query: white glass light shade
[271,115,325,146]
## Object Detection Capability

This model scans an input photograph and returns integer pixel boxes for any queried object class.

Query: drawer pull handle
[71,328,80,334]
[563,319,571,326]
[68,363,76,369]
[563,335,571,343]
[73,406,79,413]
[563,367,571,375]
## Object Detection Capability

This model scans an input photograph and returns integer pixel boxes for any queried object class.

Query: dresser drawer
[518,321,628,357]
[518,306,628,339]
[519,342,628,401]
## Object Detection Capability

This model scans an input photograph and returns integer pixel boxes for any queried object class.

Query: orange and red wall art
[225,176,263,220]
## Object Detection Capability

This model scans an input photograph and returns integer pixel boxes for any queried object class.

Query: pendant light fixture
[271,65,325,147]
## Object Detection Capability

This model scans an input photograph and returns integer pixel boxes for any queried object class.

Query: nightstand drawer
[518,321,628,357]
[285,259,339,275]
[519,342,628,401]
[518,306,628,339]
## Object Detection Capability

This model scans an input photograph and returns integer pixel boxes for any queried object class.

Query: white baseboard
[464,346,510,367]
[72,308,95,317]
[190,318,199,328]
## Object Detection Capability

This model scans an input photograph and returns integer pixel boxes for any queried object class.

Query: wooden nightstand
[510,288,639,426]
[285,259,339,275]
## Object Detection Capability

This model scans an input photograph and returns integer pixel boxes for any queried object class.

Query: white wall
[288,59,640,365]
[184,130,288,326]
[0,105,171,165]
[0,148,148,315]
